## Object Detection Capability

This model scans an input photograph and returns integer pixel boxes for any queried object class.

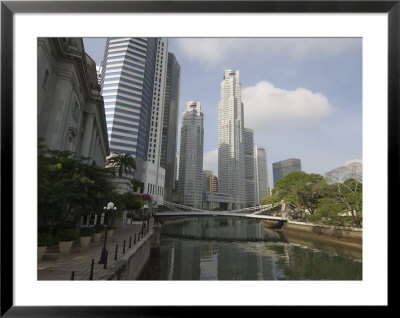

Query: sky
[83,37,362,187]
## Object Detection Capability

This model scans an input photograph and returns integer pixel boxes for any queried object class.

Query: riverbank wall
[98,219,161,280]
[263,220,362,248]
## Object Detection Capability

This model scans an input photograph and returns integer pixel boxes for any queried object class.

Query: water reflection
[140,217,362,280]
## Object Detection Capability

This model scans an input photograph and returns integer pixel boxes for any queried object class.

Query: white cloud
[203,149,218,173]
[175,38,360,65]
[242,81,333,130]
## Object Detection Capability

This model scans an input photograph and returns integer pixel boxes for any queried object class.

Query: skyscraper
[218,70,246,209]
[99,37,168,204]
[244,128,256,207]
[160,52,181,202]
[254,146,269,204]
[178,101,204,208]
[272,158,302,185]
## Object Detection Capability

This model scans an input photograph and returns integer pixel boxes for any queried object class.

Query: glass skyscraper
[254,146,270,203]
[160,52,181,201]
[100,38,157,167]
[178,101,204,208]
[99,37,168,204]
[272,158,302,185]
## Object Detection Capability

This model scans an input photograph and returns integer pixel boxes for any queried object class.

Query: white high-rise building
[142,38,168,205]
[254,145,269,204]
[99,37,168,204]
[178,101,204,208]
[218,70,246,209]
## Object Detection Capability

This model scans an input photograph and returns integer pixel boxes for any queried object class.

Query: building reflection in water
[146,216,362,280]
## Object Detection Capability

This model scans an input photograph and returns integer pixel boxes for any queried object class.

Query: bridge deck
[155,211,287,222]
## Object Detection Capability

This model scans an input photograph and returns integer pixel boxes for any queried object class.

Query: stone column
[80,112,94,158]
[43,76,73,150]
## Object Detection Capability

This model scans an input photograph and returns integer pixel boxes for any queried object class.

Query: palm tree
[106,153,136,178]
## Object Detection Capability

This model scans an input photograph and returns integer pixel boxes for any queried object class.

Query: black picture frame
[1,0,395,316]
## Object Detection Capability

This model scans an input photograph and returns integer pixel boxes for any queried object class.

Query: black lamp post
[98,202,117,264]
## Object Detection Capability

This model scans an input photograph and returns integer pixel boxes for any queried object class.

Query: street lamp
[98,202,117,264]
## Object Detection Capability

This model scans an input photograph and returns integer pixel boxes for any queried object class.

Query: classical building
[37,38,110,167]
[99,37,168,204]
[218,70,246,209]
[254,145,269,203]
[244,128,256,207]
[160,52,181,202]
[272,158,302,185]
[178,101,204,208]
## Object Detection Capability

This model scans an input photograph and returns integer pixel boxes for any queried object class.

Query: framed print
[1,0,396,316]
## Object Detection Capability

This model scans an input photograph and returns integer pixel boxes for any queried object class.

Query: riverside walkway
[38,223,149,280]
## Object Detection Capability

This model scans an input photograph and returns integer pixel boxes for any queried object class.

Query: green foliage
[38,141,117,230]
[261,193,280,206]
[106,152,136,178]
[269,167,363,228]
[94,224,105,233]
[56,228,79,242]
[271,171,324,214]
[79,227,95,237]
[317,179,362,227]
[121,192,144,211]
[38,232,54,246]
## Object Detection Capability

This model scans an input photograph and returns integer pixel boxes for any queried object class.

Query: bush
[57,229,79,242]
[38,232,54,246]
[79,227,95,237]
[94,224,105,233]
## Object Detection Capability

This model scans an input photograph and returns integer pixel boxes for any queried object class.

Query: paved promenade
[38,223,148,280]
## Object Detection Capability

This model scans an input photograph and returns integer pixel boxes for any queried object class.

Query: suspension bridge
[155,201,290,225]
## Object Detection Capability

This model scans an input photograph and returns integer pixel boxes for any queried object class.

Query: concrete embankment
[100,222,161,280]
[263,220,362,250]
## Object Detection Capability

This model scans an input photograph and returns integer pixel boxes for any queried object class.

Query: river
[139,216,362,280]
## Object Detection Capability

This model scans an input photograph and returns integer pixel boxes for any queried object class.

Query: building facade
[38,38,110,167]
[160,52,181,202]
[254,145,269,204]
[99,37,168,204]
[218,70,246,209]
[272,158,302,185]
[178,101,204,208]
[203,170,218,193]
[244,128,256,207]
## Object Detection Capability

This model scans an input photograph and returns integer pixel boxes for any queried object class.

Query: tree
[269,171,324,214]
[106,152,136,178]
[122,192,144,211]
[323,161,363,226]
[38,142,117,233]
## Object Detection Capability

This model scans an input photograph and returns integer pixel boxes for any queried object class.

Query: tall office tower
[178,102,204,208]
[272,158,302,185]
[160,52,181,202]
[244,128,256,207]
[254,145,269,204]
[99,37,168,204]
[218,70,246,209]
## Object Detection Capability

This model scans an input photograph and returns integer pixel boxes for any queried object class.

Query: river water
[140,216,362,280]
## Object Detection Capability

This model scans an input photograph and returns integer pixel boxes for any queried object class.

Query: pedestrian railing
[69,221,151,280]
